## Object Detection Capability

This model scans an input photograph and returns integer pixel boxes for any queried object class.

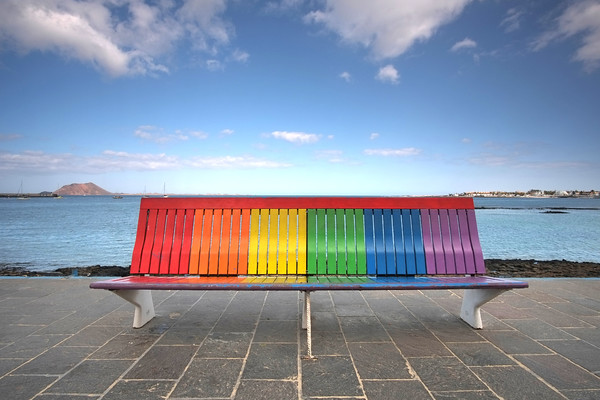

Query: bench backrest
[130,197,485,276]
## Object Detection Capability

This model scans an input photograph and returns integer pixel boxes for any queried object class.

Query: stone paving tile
[44,359,131,395]
[301,355,363,397]
[563,327,600,346]
[431,390,499,399]
[103,380,175,400]
[409,357,487,392]
[539,339,600,373]
[478,330,553,355]
[235,379,297,400]
[561,389,600,400]
[242,343,297,379]
[471,365,566,400]
[531,306,593,328]
[340,316,390,342]
[60,325,120,347]
[253,320,297,342]
[12,345,95,375]
[300,330,349,356]
[171,358,244,398]
[196,331,253,358]
[154,327,210,346]
[362,379,432,400]
[514,354,600,390]
[0,358,26,376]
[0,334,69,358]
[348,342,413,379]
[125,345,197,380]
[446,342,515,366]
[504,318,577,340]
[0,374,57,400]
[311,311,341,331]
[90,333,158,359]
[388,328,453,357]
[260,301,299,320]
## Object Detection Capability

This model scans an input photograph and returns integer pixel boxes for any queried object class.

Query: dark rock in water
[541,210,569,214]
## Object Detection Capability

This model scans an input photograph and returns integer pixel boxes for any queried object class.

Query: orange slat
[159,210,177,274]
[218,209,232,275]
[237,209,251,275]
[228,209,241,275]
[178,209,194,274]
[188,210,204,275]
[149,209,167,274]
[199,209,213,275]
[138,209,158,274]
[208,209,222,275]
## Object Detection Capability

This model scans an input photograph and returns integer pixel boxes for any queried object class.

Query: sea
[1,196,599,272]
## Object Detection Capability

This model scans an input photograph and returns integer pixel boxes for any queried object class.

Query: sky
[0,0,599,196]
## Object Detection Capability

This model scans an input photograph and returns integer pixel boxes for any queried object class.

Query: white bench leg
[460,288,506,329]
[113,290,155,328]
[301,291,317,360]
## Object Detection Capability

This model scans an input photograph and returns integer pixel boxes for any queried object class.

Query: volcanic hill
[54,183,112,196]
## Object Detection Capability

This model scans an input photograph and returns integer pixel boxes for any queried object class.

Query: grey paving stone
[0,358,26,376]
[348,342,413,379]
[300,330,349,356]
[254,320,297,342]
[389,329,453,357]
[478,330,552,355]
[480,302,532,320]
[196,331,253,358]
[335,303,374,317]
[532,307,592,328]
[539,340,600,374]
[447,342,515,366]
[472,365,565,400]
[505,318,576,340]
[171,358,243,398]
[409,357,487,392]
[301,356,362,397]
[563,327,600,347]
[339,316,390,342]
[432,390,500,399]
[515,354,600,390]
[12,345,95,375]
[154,327,210,346]
[242,343,297,379]
[60,325,120,346]
[0,334,69,358]
[90,333,158,359]
[235,379,297,400]
[362,379,432,400]
[561,389,600,400]
[261,301,299,320]
[44,359,131,395]
[0,323,44,342]
[36,394,99,399]
[0,374,57,400]
[103,380,174,400]
[125,345,196,379]
[212,312,259,332]
[311,311,341,331]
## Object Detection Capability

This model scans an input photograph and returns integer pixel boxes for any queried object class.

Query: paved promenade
[1,277,599,399]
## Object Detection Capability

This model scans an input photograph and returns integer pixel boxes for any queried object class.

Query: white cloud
[0,133,22,141]
[315,150,344,163]
[376,64,399,84]
[370,133,380,140]
[270,131,321,144]
[461,138,472,144]
[364,148,421,156]
[187,155,291,169]
[0,0,245,77]
[339,71,351,82]
[450,37,477,52]
[230,49,250,63]
[306,0,473,60]
[135,126,209,143]
[533,1,600,71]
[220,129,234,136]
[500,8,525,33]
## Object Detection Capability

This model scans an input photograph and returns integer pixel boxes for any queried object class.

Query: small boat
[113,195,123,199]
[17,181,29,200]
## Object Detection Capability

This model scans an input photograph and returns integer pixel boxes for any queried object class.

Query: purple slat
[448,209,466,274]
[428,210,445,274]
[466,209,486,274]
[439,210,456,274]
[420,209,437,274]
[458,210,476,274]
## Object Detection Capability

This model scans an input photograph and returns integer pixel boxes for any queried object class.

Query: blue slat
[363,209,377,275]
[402,210,416,275]
[411,209,427,274]
[383,209,395,275]
[392,209,407,275]
[373,209,386,275]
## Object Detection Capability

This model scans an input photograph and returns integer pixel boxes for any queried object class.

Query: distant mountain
[54,182,112,196]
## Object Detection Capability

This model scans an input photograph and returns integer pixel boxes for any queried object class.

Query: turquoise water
[0,196,598,271]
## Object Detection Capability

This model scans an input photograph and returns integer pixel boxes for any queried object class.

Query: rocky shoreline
[0,259,598,278]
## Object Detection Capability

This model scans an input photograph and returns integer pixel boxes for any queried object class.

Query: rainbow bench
[91,197,528,357]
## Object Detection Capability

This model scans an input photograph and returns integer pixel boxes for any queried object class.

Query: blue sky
[1,0,599,195]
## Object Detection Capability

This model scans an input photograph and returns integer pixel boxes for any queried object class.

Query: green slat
[336,209,347,274]
[326,209,336,274]
[345,209,357,275]
[307,209,317,274]
[317,209,327,274]
[355,209,367,274]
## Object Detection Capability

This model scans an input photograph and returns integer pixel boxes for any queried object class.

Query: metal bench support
[301,291,317,360]
[460,288,506,329]
[113,289,155,328]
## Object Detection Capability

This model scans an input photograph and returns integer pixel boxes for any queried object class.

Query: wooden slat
[179,209,194,274]
[364,209,376,275]
[355,209,367,274]
[268,208,278,274]
[336,209,347,274]
[420,209,437,275]
[392,210,407,275]
[198,209,213,275]
[412,209,427,275]
[326,209,336,274]
[401,210,416,275]
[257,209,269,274]
[306,209,317,274]
[228,209,241,275]
[188,210,204,275]
[439,210,456,274]
[316,209,327,274]
[139,209,158,274]
[237,209,251,275]
[458,210,476,274]
[130,207,150,274]
[448,209,466,274]
[297,209,307,274]
[383,209,395,275]
[218,209,231,275]
[345,209,357,275]
[278,209,289,274]
[159,210,177,274]
[141,196,475,210]
[247,209,260,274]
[208,209,223,275]
[287,209,298,274]
[373,210,386,275]
[149,209,167,274]
[169,209,184,274]
[466,209,486,273]
[429,210,445,274]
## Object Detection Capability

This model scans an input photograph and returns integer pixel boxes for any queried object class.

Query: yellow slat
[268,209,279,274]
[278,209,289,274]
[297,209,307,274]
[247,209,260,274]
[257,209,269,274]
[288,209,298,274]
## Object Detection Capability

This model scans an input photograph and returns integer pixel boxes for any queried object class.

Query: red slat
[237,209,251,275]
[208,209,222,275]
[139,209,158,274]
[169,209,185,274]
[149,209,167,274]
[198,210,212,275]
[130,208,149,274]
[178,209,194,274]
[218,209,231,275]
[140,196,474,210]
[159,210,177,274]
[228,209,241,275]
